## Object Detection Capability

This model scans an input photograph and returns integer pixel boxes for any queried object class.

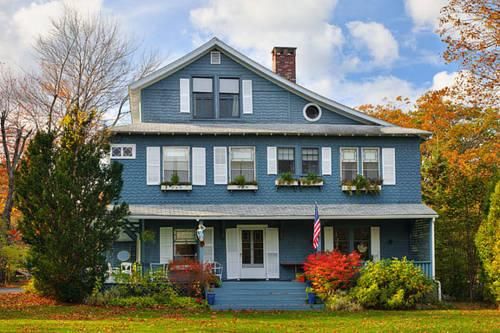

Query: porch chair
[210,261,223,281]
[149,263,168,277]
[120,262,133,275]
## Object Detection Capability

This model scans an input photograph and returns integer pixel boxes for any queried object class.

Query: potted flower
[305,287,316,304]
[206,287,216,305]
[161,173,192,191]
[299,173,324,187]
[227,175,258,191]
[275,172,299,186]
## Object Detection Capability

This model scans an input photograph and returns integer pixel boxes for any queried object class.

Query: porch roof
[111,122,431,138]
[125,203,437,220]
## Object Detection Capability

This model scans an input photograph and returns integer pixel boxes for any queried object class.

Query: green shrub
[326,291,362,312]
[277,172,296,185]
[351,257,433,309]
[0,242,28,284]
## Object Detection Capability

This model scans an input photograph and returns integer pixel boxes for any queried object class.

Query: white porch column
[430,218,435,279]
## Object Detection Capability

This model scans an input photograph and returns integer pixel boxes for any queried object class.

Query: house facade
[109,38,437,283]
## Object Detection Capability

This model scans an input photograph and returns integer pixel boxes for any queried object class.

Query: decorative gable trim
[128,38,392,127]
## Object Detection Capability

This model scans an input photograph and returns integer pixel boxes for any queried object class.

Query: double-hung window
[334,226,370,260]
[163,147,190,184]
[362,148,380,180]
[277,147,295,174]
[174,229,197,260]
[341,148,358,182]
[193,78,214,119]
[229,147,255,182]
[301,148,319,175]
[219,78,240,118]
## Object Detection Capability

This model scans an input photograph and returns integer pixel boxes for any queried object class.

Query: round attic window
[303,103,322,122]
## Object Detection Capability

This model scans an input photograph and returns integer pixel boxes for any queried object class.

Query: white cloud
[430,71,459,91]
[346,21,399,67]
[0,0,102,70]
[332,76,422,107]
[404,0,447,31]
[190,0,343,84]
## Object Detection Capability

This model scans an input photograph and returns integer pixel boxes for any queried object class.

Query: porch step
[210,281,323,311]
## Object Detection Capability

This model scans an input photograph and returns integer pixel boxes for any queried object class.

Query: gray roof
[111,122,431,138]
[128,37,392,126]
[125,204,437,220]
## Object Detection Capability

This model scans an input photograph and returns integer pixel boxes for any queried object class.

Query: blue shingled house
[108,37,437,310]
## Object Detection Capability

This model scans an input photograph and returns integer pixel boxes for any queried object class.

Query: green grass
[0,296,498,332]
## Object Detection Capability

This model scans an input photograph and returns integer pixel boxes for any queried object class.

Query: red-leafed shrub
[168,259,217,298]
[304,251,362,299]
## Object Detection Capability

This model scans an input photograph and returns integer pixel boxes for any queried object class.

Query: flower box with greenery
[341,175,382,195]
[275,172,299,186]
[227,175,258,191]
[161,173,192,191]
[299,173,324,187]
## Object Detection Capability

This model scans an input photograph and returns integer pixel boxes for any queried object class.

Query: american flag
[313,204,321,250]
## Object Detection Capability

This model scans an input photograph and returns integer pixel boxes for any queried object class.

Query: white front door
[240,227,266,279]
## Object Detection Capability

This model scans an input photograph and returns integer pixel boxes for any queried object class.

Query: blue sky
[0,0,458,108]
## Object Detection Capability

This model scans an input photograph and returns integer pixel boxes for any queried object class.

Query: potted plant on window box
[299,173,324,187]
[341,175,382,195]
[161,173,192,191]
[227,175,258,191]
[275,172,299,186]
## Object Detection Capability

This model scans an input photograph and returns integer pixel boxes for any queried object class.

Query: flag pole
[315,201,321,253]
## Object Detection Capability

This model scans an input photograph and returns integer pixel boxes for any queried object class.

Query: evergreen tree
[16,108,128,302]
[476,182,500,304]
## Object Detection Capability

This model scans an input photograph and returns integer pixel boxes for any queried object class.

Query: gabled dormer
[128,38,392,127]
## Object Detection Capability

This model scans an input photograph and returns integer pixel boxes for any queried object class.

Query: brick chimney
[272,47,297,83]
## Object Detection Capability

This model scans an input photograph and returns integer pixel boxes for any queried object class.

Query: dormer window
[193,77,214,119]
[219,78,240,118]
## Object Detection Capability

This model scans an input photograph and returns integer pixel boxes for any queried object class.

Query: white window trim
[303,103,322,122]
[339,147,359,181]
[229,146,256,182]
[162,146,191,183]
[110,144,136,159]
[360,147,381,179]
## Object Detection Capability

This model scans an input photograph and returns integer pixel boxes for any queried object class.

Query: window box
[275,179,299,186]
[341,185,381,192]
[161,184,192,191]
[227,184,259,191]
[300,179,324,187]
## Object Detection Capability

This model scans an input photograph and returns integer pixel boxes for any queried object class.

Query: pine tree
[16,108,128,302]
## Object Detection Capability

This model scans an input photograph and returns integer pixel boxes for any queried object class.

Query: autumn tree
[0,70,33,235]
[439,0,499,107]
[26,6,161,132]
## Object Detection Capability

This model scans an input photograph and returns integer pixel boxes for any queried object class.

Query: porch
[108,203,437,281]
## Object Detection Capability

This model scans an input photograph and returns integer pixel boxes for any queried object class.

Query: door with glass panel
[240,228,265,279]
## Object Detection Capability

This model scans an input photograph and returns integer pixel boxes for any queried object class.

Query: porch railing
[413,261,432,279]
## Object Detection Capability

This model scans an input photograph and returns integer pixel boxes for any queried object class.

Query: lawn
[0,294,498,333]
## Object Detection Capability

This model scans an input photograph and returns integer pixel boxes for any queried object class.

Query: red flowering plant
[303,251,362,300]
[168,258,216,298]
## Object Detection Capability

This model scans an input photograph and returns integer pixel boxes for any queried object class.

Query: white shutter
[242,80,253,114]
[213,147,228,184]
[370,226,381,262]
[192,147,206,186]
[180,78,190,113]
[324,226,334,252]
[382,148,396,185]
[159,227,173,264]
[226,228,240,279]
[265,228,280,279]
[146,147,161,185]
[203,227,214,263]
[321,147,332,176]
[267,146,277,175]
